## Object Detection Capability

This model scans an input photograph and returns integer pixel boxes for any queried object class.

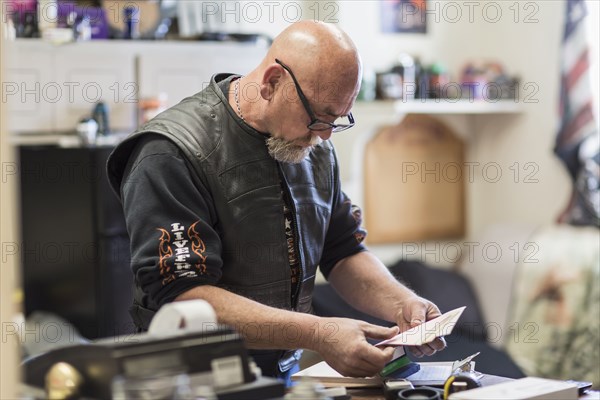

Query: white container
[76,119,98,146]
[37,0,58,34]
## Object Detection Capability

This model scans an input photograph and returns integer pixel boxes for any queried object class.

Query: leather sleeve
[120,135,223,310]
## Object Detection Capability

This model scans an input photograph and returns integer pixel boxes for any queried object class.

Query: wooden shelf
[355,99,522,115]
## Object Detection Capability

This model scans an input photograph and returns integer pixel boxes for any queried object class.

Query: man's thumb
[409,303,427,327]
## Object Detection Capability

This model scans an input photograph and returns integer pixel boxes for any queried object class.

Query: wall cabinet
[20,145,132,339]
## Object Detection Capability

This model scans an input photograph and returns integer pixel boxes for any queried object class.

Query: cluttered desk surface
[339,376,600,400]
[292,306,599,399]
[292,374,600,400]
[342,375,511,399]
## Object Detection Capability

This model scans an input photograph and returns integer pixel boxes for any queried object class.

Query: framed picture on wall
[381,0,427,34]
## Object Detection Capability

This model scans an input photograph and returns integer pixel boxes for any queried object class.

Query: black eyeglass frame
[275,58,355,133]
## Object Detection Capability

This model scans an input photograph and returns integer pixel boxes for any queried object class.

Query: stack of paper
[291,361,382,388]
[292,360,459,388]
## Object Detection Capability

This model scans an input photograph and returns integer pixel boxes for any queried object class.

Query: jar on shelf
[138,93,168,126]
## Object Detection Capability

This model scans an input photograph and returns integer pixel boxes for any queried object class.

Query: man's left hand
[395,296,447,358]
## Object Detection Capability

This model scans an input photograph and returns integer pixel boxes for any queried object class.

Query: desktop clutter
[22,300,593,399]
[23,300,286,399]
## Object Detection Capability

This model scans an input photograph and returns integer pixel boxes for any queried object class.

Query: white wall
[332,1,571,242]
[466,1,570,235]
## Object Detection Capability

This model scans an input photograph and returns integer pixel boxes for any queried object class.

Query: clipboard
[405,353,480,386]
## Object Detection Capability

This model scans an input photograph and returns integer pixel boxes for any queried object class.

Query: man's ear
[260,64,284,101]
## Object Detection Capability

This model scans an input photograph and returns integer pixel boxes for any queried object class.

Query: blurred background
[1,0,598,396]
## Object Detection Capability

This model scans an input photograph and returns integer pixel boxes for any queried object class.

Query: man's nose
[313,129,332,141]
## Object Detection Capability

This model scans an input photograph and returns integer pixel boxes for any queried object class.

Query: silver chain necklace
[234,77,244,121]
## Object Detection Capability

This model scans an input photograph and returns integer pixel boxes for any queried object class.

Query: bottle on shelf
[358,66,377,101]
[394,53,416,101]
[123,6,140,39]
[92,102,110,136]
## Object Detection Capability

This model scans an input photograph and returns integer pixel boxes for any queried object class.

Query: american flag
[555,0,600,227]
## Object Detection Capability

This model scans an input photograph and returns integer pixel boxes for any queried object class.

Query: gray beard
[266,135,322,164]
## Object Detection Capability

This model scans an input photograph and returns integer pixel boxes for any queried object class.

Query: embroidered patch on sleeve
[354,231,366,244]
[350,203,363,225]
[156,221,208,286]
[346,201,367,244]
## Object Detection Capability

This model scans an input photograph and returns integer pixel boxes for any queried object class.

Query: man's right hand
[311,317,399,377]
[174,286,400,377]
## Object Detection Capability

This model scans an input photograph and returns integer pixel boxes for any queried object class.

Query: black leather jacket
[107,74,366,330]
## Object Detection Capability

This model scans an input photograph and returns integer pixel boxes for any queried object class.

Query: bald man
[107,21,445,385]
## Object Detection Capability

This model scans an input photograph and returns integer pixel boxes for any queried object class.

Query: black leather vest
[107,74,337,328]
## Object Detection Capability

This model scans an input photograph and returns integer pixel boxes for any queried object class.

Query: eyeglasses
[275,59,355,133]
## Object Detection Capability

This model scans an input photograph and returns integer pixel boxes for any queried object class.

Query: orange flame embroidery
[188,221,207,274]
[157,228,175,285]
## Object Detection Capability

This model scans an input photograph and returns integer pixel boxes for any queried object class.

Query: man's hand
[312,317,399,377]
[395,296,447,358]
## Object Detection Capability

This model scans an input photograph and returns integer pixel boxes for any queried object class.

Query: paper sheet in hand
[376,306,466,347]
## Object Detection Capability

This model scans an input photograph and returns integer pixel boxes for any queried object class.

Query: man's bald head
[263,21,361,84]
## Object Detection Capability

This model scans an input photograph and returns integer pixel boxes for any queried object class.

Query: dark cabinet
[20,146,134,339]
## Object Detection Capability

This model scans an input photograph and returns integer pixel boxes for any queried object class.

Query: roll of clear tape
[148,300,217,337]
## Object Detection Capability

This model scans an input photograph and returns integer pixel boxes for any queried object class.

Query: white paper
[291,360,382,387]
[376,306,466,346]
[405,363,453,384]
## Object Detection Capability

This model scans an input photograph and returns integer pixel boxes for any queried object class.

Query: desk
[344,375,513,399]
[344,376,600,399]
